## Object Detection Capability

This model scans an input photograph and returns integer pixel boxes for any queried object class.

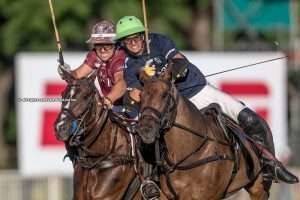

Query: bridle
[60,83,128,168]
[140,79,178,131]
[138,78,234,200]
[61,84,99,143]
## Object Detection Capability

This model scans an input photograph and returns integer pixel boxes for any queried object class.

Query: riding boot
[238,108,299,184]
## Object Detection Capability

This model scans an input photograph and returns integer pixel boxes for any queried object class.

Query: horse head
[54,71,99,141]
[137,61,178,144]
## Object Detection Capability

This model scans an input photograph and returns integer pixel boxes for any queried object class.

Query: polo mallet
[205,56,287,77]
[48,0,64,65]
[141,0,150,54]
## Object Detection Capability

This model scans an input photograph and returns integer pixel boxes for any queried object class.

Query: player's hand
[57,63,72,80]
[103,97,113,109]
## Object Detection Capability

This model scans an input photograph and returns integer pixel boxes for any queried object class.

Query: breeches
[189,83,246,122]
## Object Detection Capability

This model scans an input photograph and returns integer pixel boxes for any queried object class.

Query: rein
[139,79,235,199]
[140,80,178,130]
[65,92,97,146]
[63,87,134,169]
[172,122,230,146]
[141,80,230,146]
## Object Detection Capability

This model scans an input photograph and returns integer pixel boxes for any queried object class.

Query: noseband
[140,80,178,130]
[61,87,99,142]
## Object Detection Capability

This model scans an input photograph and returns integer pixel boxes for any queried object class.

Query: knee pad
[238,108,275,154]
[237,108,259,128]
[238,108,271,143]
[237,108,266,140]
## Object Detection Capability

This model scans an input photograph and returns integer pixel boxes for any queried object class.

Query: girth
[76,154,134,169]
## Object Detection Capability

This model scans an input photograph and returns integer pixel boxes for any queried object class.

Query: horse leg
[245,175,271,200]
[73,165,88,200]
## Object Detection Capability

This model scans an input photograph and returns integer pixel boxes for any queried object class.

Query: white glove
[57,63,72,80]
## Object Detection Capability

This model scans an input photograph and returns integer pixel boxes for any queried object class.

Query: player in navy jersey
[115,16,298,198]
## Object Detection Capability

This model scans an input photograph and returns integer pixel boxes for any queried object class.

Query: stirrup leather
[261,159,279,182]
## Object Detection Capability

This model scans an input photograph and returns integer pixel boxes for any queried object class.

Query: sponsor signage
[16,52,288,176]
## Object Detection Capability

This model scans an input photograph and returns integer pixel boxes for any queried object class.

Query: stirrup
[263,159,299,184]
[140,179,160,200]
[262,158,280,182]
[262,170,279,183]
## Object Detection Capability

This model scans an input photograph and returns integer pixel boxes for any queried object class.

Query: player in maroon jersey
[58,20,126,108]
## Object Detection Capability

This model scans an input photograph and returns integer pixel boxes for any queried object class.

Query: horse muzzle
[54,119,71,141]
[136,119,160,144]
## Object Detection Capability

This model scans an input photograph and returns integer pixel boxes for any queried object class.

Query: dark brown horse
[137,64,272,200]
[54,71,140,200]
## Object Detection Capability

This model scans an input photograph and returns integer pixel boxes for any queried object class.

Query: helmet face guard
[86,20,116,44]
[116,16,145,40]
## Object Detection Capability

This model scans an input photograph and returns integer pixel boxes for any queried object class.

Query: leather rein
[64,87,133,169]
[139,80,235,199]
[139,80,233,171]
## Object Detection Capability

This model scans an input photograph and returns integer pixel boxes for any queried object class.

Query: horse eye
[84,94,89,100]
[162,93,167,98]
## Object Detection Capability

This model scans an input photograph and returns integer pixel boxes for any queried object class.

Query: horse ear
[139,68,152,84]
[160,60,173,82]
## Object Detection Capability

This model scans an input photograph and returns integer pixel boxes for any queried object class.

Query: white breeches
[189,83,246,122]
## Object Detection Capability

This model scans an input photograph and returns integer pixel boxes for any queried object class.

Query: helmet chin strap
[125,40,145,57]
[139,41,146,56]
[94,47,116,63]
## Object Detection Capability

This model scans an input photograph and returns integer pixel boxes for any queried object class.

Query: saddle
[133,103,263,199]
[201,103,262,180]
[112,104,263,199]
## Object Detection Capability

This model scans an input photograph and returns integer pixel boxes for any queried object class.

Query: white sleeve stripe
[165,48,176,59]
[124,57,129,69]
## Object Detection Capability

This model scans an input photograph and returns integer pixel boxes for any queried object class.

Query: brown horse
[54,71,140,200]
[136,65,272,200]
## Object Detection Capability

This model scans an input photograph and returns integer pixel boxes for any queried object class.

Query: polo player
[115,15,298,199]
[58,20,127,108]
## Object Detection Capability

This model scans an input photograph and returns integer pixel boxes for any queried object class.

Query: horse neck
[175,94,205,126]
[83,94,113,149]
[87,94,132,152]
[175,95,228,142]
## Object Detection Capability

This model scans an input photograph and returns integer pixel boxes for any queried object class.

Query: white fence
[0,169,300,200]
[0,170,72,200]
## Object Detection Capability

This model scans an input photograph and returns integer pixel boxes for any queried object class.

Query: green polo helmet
[116,16,145,40]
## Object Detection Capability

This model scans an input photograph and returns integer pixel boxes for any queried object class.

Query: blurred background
[1,0,300,199]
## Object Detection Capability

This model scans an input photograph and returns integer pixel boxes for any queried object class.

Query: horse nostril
[56,124,64,132]
[135,124,141,132]
[54,120,71,141]
[136,125,157,144]
[54,124,60,133]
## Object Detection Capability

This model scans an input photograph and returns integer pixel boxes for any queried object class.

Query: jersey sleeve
[124,59,142,89]
[157,34,179,60]
[83,51,98,69]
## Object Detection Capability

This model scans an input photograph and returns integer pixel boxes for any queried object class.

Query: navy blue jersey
[124,33,207,98]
